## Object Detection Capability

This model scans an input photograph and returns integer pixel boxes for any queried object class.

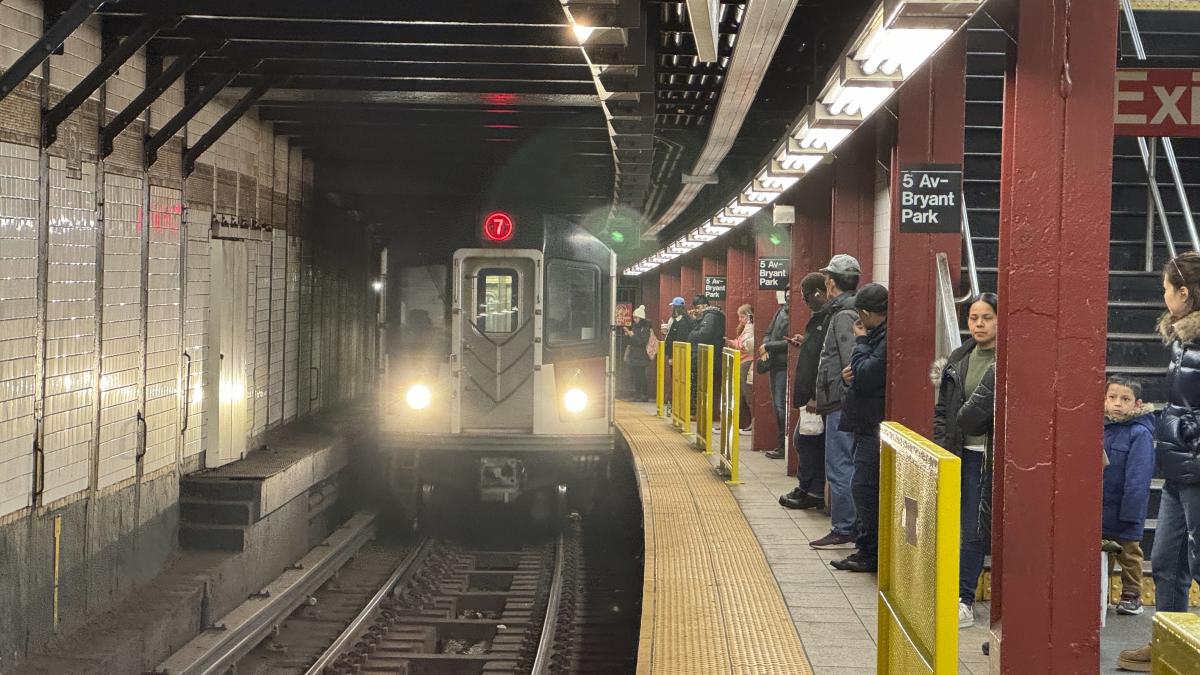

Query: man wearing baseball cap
[831,282,888,573]
[808,254,863,550]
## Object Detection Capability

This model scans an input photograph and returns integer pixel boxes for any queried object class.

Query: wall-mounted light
[573,24,595,43]
[371,279,383,292]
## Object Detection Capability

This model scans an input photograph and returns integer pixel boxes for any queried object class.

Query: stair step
[180,523,247,552]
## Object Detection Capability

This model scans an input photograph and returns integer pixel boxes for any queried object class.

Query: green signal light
[768,232,783,246]
[610,231,626,244]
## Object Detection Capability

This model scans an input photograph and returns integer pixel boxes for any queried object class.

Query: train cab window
[546,261,600,345]
[475,269,520,334]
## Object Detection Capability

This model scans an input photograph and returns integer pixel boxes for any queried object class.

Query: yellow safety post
[656,342,666,418]
[670,341,691,432]
[717,347,741,484]
[877,422,960,675]
[694,344,715,453]
[1153,612,1200,673]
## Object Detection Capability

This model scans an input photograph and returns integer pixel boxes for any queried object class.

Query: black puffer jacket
[1156,311,1200,484]
[957,363,995,540]
[792,306,831,407]
[840,322,887,436]
[687,306,726,352]
[932,338,979,456]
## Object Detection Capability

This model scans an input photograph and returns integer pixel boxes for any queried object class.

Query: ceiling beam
[100,0,570,25]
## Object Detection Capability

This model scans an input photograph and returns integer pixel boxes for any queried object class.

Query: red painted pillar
[991,3,1115,671]
[783,174,832,474]
[702,248,728,324]
[658,262,681,317]
[884,35,965,439]
[641,272,661,328]
[680,256,701,304]
[753,226,790,452]
[725,235,755,326]
[830,133,876,282]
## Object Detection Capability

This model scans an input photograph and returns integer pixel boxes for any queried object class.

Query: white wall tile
[142,186,181,476]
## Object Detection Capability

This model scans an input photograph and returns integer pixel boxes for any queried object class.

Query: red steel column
[992,3,1115,671]
[830,133,876,282]
[784,173,832,474]
[753,226,790,451]
[641,272,661,328]
[884,35,965,439]
[658,262,681,317]
[726,235,755,326]
[680,256,702,304]
[702,248,728,325]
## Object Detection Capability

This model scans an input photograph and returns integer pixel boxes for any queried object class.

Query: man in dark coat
[780,273,830,509]
[687,295,726,415]
[760,291,790,457]
[831,283,888,573]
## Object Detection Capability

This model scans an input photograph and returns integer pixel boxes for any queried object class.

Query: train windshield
[546,261,600,344]
[476,269,520,334]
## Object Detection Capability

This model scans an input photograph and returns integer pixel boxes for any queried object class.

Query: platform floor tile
[616,403,814,675]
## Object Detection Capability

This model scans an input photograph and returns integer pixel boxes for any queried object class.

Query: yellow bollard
[1153,612,1200,674]
[718,347,741,484]
[670,342,691,432]
[695,344,714,453]
[877,422,960,674]
[656,343,666,418]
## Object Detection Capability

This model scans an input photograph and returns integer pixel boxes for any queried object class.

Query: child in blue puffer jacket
[1102,375,1156,617]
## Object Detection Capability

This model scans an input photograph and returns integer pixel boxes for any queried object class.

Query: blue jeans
[770,369,788,448]
[959,450,990,604]
[851,434,881,559]
[1152,480,1200,612]
[824,410,857,536]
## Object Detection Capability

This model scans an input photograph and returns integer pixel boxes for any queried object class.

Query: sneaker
[1116,596,1144,616]
[780,493,824,511]
[1117,644,1151,672]
[810,531,856,549]
[765,448,785,459]
[831,553,877,572]
[958,602,975,629]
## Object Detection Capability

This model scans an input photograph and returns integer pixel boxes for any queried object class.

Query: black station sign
[704,275,727,300]
[899,164,962,233]
[758,258,789,291]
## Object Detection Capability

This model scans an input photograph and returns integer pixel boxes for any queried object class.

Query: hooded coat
[932,337,983,456]
[1102,403,1156,541]
[761,304,791,373]
[1156,310,1200,484]
[687,305,727,352]
[839,321,887,436]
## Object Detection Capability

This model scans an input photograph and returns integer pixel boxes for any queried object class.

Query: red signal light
[483,212,515,242]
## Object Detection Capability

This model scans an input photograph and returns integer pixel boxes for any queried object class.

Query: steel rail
[153,513,375,675]
[303,537,432,675]
[531,534,568,674]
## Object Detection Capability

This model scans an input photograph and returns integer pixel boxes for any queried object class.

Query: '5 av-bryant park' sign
[1114,68,1200,137]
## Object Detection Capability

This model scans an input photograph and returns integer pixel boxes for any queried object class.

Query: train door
[454,254,539,433]
[208,238,249,467]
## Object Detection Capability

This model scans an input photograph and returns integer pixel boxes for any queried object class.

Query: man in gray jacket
[808,254,861,550]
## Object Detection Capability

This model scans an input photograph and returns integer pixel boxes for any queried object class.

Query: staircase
[961,8,1200,586]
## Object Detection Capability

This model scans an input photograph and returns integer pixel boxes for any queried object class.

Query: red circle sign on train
[483,211,515,242]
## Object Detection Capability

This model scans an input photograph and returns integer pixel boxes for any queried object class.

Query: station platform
[615,401,995,674]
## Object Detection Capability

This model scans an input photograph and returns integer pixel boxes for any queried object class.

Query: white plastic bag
[796,409,824,436]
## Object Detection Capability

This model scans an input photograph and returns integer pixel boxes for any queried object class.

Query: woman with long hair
[1118,252,1200,671]
[726,304,755,431]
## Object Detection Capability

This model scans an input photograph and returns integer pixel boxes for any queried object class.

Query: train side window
[546,261,600,345]
[475,269,520,334]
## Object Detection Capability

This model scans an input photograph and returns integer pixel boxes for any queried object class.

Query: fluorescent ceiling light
[573,25,595,43]
[854,26,952,77]
[701,223,732,237]
[822,81,895,117]
[715,213,746,226]
[741,184,779,204]
[689,228,717,242]
[675,236,702,249]
[726,198,761,217]
[757,167,799,191]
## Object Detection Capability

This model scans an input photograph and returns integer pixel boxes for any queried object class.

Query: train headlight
[564,388,588,413]
[406,384,432,410]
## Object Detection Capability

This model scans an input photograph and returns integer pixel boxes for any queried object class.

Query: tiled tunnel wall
[0,1,376,667]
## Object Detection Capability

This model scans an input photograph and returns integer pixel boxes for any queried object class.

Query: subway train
[374,213,616,526]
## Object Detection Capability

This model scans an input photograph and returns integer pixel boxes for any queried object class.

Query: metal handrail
[935,252,963,364]
[1121,0,1200,254]
[957,198,980,303]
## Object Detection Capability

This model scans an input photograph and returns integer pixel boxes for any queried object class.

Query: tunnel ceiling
[98,0,873,249]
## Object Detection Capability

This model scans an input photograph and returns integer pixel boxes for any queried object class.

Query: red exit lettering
[1114,68,1200,138]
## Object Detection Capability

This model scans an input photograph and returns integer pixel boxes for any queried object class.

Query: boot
[1116,644,1151,672]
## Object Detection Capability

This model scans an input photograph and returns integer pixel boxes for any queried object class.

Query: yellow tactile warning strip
[616,402,814,675]
[1130,0,1200,9]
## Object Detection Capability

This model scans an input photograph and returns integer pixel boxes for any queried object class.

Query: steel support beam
[830,133,877,285]
[0,0,111,103]
[182,74,279,176]
[991,1,1117,671]
[145,64,245,168]
[751,226,788,452]
[100,41,211,157]
[43,13,177,147]
[884,34,964,440]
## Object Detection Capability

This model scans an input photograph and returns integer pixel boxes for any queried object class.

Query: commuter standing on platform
[830,283,888,573]
[809,255,862,550]
[726,304,755,432]
[760,290,791,459]
[687,295,726,414]
[780,273,830,510]
[932,293,998,629]
[1118,252,1200,672]
[622,305,652,402]
[663,297,693,359]
[1101,376,1154,618]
